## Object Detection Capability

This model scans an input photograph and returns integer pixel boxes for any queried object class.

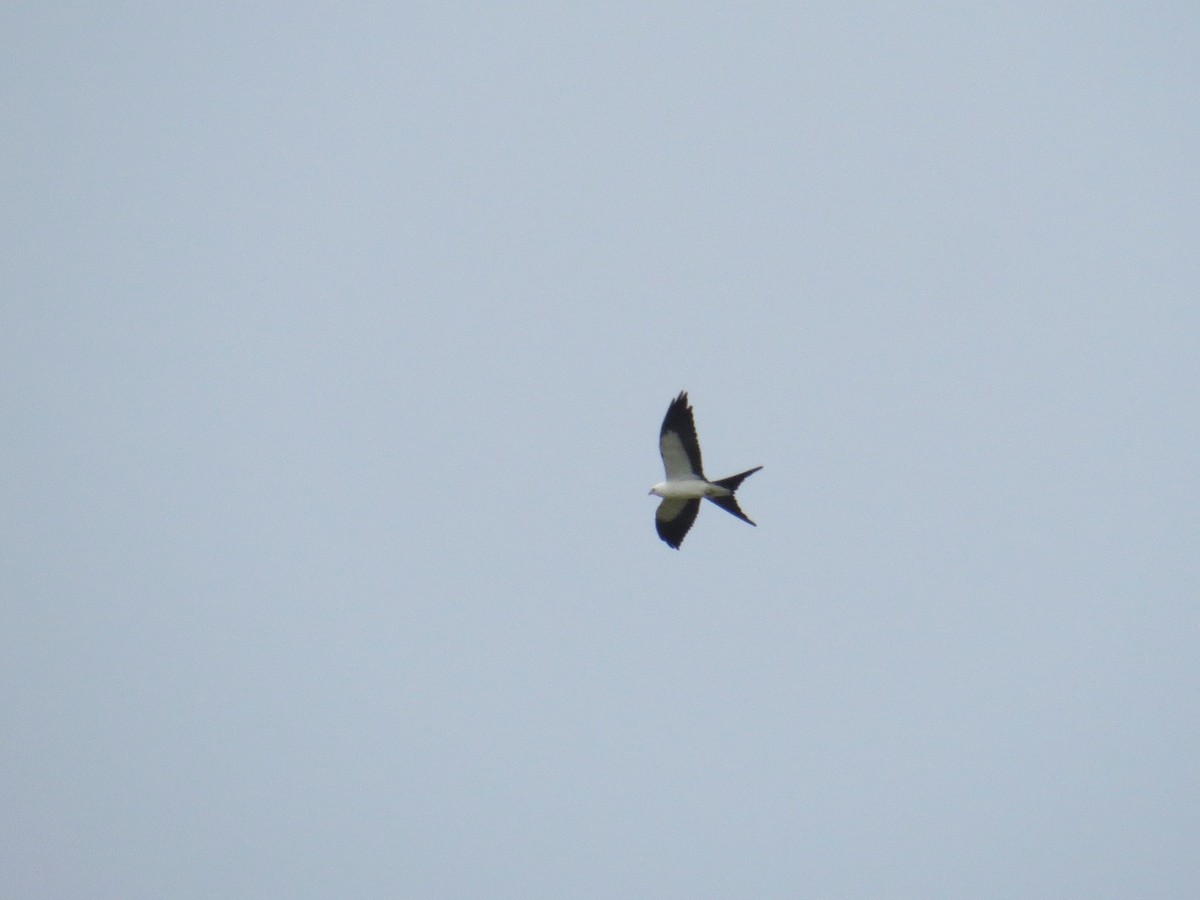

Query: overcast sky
[3,3,1198,897]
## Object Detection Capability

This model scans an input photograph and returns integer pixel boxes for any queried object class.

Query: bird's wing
[659,391,704,480]
[655,498,701,549]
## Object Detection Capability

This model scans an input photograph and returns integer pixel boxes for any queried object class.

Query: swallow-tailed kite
[649,391,762,549]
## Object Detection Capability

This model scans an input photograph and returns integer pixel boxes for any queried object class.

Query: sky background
[3,3,1198,897]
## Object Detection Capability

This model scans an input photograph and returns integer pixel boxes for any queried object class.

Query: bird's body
[649,391,761,549]
[648,477,733,501]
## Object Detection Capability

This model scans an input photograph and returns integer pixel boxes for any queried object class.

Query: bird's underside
[650,392,761,549]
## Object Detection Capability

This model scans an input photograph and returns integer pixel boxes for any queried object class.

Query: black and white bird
[649,391,762,549]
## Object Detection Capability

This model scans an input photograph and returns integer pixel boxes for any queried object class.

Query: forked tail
[708,466,763,525]
[713,466,762,493]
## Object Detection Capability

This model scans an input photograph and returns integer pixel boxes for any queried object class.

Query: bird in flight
[649,391,762,549]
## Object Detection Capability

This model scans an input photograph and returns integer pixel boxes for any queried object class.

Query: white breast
[651,479,729,500]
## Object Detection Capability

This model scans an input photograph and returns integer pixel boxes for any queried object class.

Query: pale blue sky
[3,3,1198,897]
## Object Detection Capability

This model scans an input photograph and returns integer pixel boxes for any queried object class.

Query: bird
[649,391,762,549]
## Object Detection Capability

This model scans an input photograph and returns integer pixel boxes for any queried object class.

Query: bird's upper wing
[659,391,704,480]
[655,498,701,549]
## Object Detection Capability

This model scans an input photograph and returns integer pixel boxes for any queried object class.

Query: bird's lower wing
[655,498,700,549]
